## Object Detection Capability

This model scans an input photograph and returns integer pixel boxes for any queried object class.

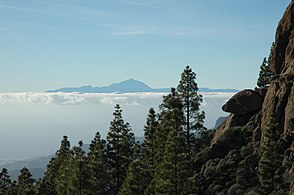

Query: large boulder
[222,89,263,116]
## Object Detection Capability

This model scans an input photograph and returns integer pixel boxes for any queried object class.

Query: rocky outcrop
[270,2,294,75]
[260,2,294,171]
[212,89,263,145]
[215,0,294,151]
[203,2,294,194]
[211,113,255,144]
[222,89,263,115]
[258,3,294,193]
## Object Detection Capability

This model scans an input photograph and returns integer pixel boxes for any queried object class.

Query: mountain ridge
[47,78,239,93]
[0,137,145,180]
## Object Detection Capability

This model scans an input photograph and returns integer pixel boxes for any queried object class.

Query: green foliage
[228,184,244,195]
[66,141,87,195]
[84,132,110,195]
[0,168,12,194]
[149,88,182,193]
[193,122,262,194]
[17,167,35,195]
[211,127,245,158]
[258,116,284,194]
[257,43,274,89]
[194,147,212,168]
[37,135,72,195]
[142,108,158,179]
[119,144,149,195]
[177,65,205,149]
[151,88,193,195]
[156,125,192,194]
[140,108,159,194]
[236,142,259,189]
[106,104,135,194]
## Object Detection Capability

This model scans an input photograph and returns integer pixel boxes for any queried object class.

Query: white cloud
[0,91,235,160]
[0,92,234,106]
[0,92,164,105]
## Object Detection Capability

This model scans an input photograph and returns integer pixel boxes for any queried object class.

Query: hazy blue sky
[0,0,291,92]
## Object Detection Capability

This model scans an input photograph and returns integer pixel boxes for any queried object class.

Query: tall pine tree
[67,141,86,195]
[152,88,193,194]
[37,135,72,195]
[152,88,180,177]
[106,104,135,194]
[141,108,159,193]
[177,66,205,151]
[121,108,159,195]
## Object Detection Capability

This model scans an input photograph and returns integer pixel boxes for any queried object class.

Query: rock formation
[212,89,263,144]
[222,89,263,115]
[209,1,294,193]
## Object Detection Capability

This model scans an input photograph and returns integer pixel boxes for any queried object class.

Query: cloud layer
[0,92,234,106]
[0,92,235,160]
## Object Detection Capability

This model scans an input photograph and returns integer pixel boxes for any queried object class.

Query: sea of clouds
[0,92,235,160]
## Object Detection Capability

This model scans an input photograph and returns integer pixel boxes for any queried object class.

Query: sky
[0,0,291,92]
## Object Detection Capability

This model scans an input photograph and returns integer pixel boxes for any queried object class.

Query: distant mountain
[47,79,239,93]
[0,138,143,180]
[214,116,228,129]
[198,88,239,93]
[0,155,53,180]
[0,144,90,180]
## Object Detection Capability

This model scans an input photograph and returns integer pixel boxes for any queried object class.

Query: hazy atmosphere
[0,92,233,160]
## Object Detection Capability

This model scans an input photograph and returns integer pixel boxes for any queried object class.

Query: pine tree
[177,66,205,150]
[257,57,272,89]
[151,89,179,179]
[54,136,73,195]
[37,135,72,195]
[121,108,159,195]
[67,141,86,195]
[146,88,179,194]
[257,42,274,89]
[152,88,193,194]
[0,168,11,194]
[84,132,110,195]
[106,104,135,194]
[258,116,283,194]
[17,167,35,195]
[141,108,159,192]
